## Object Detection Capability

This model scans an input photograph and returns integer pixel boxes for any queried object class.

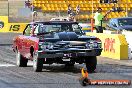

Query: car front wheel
[33,53,43,72]
[85,56,97,73]
[16,51,28,67]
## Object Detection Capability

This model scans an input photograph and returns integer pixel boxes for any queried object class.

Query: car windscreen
[34,23,82,34]
[118,18,132,26]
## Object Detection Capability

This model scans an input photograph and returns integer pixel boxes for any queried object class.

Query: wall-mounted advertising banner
[8,23,28,33]
[0,16,9,32]
[0,16,28,33]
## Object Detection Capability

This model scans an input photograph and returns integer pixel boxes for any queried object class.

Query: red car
[13,21,102,72]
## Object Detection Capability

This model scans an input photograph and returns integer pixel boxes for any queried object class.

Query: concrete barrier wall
[122,30,132,59]
[86,32,128,60]
[0,16,9,32]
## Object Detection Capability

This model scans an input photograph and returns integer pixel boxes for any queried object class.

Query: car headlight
[97,43,102,48]
[85,43,90,48]
[86,41,102,49]
[93,42,98,48]
[85,42,94,49]
[39,42,53,50]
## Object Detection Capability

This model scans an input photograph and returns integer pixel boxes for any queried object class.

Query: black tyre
[85,56,97,73]
[33,53,43,72]
[16,51,28,67]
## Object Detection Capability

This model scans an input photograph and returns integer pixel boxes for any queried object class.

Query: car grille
[53,43,85,50]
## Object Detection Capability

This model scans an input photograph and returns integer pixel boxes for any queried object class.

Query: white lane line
[0,64,16,67]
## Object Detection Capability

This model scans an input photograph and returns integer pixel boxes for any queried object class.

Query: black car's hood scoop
[58,32,78,41]
[39,32,97,42]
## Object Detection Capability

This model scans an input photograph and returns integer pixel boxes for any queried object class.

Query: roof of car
[50,17,69,21]
[29,21,78,24]
[112,17,132,20]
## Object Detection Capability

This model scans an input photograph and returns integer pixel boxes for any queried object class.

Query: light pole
[91,0,94,32]
[126,3,128,17]
[32,0,34,22]
[8,1,9,17]
[92,0,93,17]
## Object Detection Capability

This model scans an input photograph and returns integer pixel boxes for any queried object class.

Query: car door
[16,34,25,55]
[24,24,39,59]
[22,24,32,58]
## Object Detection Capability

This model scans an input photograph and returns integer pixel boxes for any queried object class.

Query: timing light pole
[91,0,94,32]
[32,0,34,22]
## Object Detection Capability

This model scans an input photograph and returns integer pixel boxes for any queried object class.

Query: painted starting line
[0,64,16,67]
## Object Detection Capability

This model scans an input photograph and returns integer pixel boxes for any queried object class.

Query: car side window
[111,19,117,27]
[108,19,113,27]
[113,23,117,27]
[24,25,32,36]
[34,25,39,34]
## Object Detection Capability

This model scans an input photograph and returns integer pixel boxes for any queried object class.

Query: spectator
[76,5,80,15]
[104,0,109,3]
[25,0,31,8]
[99,0,103,3]
[67,4,72,15]
[33,11,38,17]
[68,12,76,22]
[94,7,104,33]
[112,0,118,3]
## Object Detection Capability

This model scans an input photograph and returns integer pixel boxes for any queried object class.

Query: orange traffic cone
[79,68,91,86]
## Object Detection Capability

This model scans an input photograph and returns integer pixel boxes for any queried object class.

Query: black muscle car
[13,21,102,72]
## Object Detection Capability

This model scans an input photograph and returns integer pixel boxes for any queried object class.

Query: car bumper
[37,48,102,58]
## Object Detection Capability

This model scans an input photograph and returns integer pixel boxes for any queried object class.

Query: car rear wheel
[16,51,28,67]
[33,53,43,72]
[85,56,97,73]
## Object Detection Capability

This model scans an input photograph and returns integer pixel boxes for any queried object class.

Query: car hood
[39,32,97,42]
[119,25,132,31]
[58,32,97,41]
